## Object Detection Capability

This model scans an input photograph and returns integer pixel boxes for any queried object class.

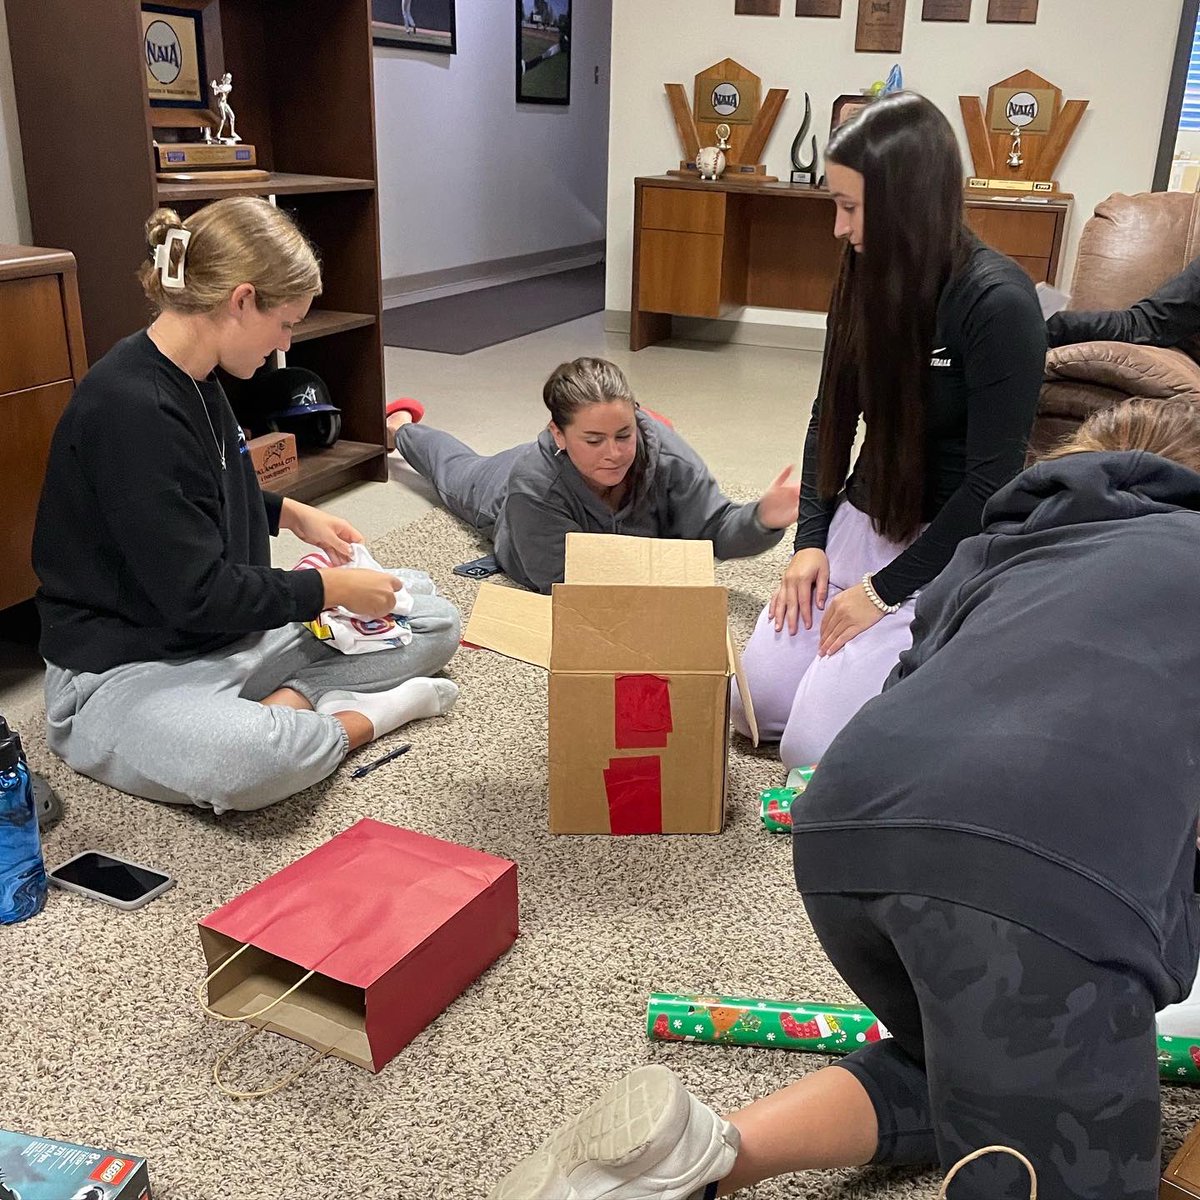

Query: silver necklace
[190,376,227,471]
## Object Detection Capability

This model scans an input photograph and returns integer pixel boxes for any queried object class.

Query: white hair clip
[153,227,192,290]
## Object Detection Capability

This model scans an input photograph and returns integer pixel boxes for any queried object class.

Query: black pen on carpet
[351,742,412,780]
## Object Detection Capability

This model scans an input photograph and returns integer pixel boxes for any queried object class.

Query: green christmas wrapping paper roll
[647,993,888,1051]
[646,993,1200,1085]
[760,765,816,832]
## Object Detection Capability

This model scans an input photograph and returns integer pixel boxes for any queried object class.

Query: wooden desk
[630,175,1072,351]
[0,244,86,611]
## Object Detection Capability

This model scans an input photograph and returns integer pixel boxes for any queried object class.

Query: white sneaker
[490,1065,739,1200]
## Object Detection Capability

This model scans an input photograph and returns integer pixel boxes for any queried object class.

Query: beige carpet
[4,506,1199,1200]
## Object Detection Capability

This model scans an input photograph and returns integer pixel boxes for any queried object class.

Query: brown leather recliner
[1029,191,1200,459]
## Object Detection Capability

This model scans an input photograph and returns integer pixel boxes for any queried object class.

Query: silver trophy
[205,72,241,145]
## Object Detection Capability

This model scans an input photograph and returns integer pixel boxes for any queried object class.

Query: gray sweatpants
[43,571,460,814]
[396,424,526,538]
[805,893,1161,1200]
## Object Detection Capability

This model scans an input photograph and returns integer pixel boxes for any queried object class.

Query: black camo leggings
[803,893,1162,1200]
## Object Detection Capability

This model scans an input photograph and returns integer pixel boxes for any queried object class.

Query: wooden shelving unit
[5,0,388,500]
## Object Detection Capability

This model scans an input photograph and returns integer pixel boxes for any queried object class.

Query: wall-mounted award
[665,59,787,181]
[735,0,782,13]
[922,0,971,18]
[142,3,266,182]
[856,0,906,52]
[987,0,1037,21]
[796,0,843,14]
[959,69,1087,196]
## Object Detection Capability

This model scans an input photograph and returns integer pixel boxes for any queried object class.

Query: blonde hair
[542,357,635,428]
[138,196,322,315]
[1042,397,1200,474]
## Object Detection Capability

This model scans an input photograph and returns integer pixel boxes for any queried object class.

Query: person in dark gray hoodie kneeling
[387,357,801,593]
[491,397,1200,1200]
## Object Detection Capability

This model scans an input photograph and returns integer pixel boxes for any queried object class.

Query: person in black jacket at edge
[1047,254,1200,347]
[491,397,1200,1200]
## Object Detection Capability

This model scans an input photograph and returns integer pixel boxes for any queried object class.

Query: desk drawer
[966,207,1056,260]
[641,188,726,235]
[0,275,71,393]
[638,230,724,317]
[0,378,74,609]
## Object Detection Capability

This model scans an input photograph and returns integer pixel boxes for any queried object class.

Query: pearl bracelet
[862,572,901,615]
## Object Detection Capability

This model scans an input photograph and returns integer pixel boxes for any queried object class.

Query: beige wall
[605,0,1182,331]
[0,0,30,245]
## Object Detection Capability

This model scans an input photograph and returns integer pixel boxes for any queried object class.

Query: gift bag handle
[197,942,316,1022]
[212,1024,334,1099]
[938,1146,1038,1198]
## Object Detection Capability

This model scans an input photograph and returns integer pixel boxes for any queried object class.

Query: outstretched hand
[280,498,364,564]
[756,465,802,531]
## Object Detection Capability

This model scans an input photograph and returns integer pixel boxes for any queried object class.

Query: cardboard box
[246,432,298,485]
[0,1129,150,1199]
[464,533,758,834]
[1164,1119,1200,1198]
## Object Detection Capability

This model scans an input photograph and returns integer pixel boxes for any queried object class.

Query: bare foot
[385,409,415,442]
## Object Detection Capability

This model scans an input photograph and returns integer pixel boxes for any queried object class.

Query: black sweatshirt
[793,450,1200,1007]
[1047,254,1200,348]
[795,238,1047,606]
[33,331,325,673]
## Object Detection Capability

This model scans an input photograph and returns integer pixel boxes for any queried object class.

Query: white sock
[317,678,459,738]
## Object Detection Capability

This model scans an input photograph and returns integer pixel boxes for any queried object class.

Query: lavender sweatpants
[732,501,919,769]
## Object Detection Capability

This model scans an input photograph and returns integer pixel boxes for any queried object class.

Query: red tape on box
[603,755,663,835]
[614,674,673,749]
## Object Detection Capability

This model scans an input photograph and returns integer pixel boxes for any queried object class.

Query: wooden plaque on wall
[856,0,906,52]
[923,0,970,19]
[736,0,782,13]
[796,0,842,14]
[987,0,1037,21]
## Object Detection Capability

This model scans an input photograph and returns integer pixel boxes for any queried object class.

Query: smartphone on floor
[47,850,175,910]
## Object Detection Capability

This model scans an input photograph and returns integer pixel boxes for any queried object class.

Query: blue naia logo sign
[145,20,182,86]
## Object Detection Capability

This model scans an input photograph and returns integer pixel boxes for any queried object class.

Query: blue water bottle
[0,716,47,923]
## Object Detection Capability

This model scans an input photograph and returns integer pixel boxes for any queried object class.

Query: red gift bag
[197,819,518,1093]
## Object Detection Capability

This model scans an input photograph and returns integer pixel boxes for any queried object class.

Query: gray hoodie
[793,450,1200,1006]
[492,411,783,593]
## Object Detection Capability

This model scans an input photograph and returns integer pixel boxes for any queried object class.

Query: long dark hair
[817,92,970,542]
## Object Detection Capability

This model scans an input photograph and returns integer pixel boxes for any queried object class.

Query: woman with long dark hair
[733,92,1047,768]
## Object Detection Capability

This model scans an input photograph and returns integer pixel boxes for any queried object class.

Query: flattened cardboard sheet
[462,584,552,669]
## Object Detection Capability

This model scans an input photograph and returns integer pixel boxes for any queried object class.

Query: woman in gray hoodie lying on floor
[387,357,802,593]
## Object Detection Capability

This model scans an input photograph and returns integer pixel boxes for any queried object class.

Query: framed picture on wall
[517,0,572,105]
[372,0,456,54]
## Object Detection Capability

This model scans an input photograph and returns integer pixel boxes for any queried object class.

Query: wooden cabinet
[630,175,1071,350]
[5,0,387,503]
[0,247,87,611]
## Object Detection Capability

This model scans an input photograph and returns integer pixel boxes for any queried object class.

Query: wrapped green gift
[759,765,816,832]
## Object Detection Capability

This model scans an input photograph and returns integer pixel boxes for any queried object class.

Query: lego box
[0,1130,150,1200]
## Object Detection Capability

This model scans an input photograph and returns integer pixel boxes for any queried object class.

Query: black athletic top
[794,236,1046,606]
[1047,254,1200,348]
[33,331,325,674]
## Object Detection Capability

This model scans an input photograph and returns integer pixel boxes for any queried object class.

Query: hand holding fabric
[280,498,363,564]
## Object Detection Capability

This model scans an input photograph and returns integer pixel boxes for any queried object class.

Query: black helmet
[259,367,342,449]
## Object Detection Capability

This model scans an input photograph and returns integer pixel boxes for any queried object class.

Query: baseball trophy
[665,58,787,181]
[696,123,732,181]
[959,69,1087,197]
[789,93,818,185]
[143,0,267,185]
